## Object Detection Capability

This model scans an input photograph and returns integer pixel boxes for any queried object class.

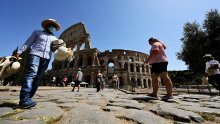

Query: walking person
[112,73,119,91]
[145,37,173,100]
[14,19,61,108]
[96,70,103,92]
[101,74,106,91]
[51,76,56,86]
[62,76,68,87]
[203,54,220,93]
[72,68,83,92]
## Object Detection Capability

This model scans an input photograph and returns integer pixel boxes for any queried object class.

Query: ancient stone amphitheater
[51,22,152,89]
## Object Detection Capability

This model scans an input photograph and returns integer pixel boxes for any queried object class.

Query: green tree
[177,9,220,73]
[203,9,220,61]
[177,22,206,73]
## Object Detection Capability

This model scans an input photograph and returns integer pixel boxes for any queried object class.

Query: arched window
[142,64,145,72]
[79,57,83,67]
[85,75,91,85]
[130,64,134,72]
[136,64,140,72]
[80,43,85,50]
[100,60,105,65]
[128,58,134,62]
[137,78,141,86]
[87,57,93,66]
[108,62,114,74]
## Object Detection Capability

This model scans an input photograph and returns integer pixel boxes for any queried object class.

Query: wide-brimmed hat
[0,56,21,80]
[41,19,60,31]
[203,54,214,59]
[54,46,73,61]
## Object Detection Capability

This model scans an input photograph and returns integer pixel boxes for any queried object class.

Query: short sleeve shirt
[148,42,168,64]
[205,60,220,75]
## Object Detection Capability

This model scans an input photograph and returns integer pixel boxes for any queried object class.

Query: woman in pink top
[146,37,173,100]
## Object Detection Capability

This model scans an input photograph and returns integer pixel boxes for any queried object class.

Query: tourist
[101,74,106,91]
[14,19,61,108]
[112,73,119,91]
[62,76,68,87]
[131,78,136,92]
[51,76,56,86]
[95,70,103,92]
[145,37,173,100]
[72,68,83,92]
[203,54,220,92]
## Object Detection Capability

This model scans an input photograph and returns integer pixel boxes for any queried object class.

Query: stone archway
[148,79,152,88]
[108,59,114,74]
[137,78,142,87]
[85,75,91,85]
[143,79,147,88]
[87,57,92,66]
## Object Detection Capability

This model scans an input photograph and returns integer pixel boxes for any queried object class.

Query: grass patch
[1,109,24,119]
[40,115,63,124]
[198,112,217,121]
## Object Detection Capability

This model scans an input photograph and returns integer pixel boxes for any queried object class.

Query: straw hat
[54,46,73,61]
[51,39,66,52]
[203,54,214,59]
[41,19,60,31]
[0,56,21,80]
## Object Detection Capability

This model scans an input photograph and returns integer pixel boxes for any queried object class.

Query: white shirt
[205,60,220,75]
[18,30,58,59]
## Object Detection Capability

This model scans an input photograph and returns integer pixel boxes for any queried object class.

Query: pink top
[63,77,68,82]
[148,42,168,64]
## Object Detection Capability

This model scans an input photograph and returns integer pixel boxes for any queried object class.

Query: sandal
[161,95,173,100]
[147,93,158,99]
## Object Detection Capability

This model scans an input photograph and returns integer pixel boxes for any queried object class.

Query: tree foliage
[177,9,220,73]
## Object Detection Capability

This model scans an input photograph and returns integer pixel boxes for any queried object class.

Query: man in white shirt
[203,54,220,92]
[15,19,61,108]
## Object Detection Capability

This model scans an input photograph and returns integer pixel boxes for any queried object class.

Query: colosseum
[51,22,152,89]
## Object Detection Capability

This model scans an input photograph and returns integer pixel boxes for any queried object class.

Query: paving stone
[0,120,44,124]
[0,107,13,117]
[201,102,220,109]
[150,104,204,123]
[61,104,121,124]
[116,108,166,124]
[16,107,64,122]
[178,105,220,115]
[107,101,145,110]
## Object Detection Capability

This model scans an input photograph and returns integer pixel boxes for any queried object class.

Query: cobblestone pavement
[0,86,220,124]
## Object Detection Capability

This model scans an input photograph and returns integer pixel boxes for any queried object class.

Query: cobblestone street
[0,86,220,124]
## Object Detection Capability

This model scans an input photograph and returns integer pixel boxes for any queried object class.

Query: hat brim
[41,19,60,31]
[54,50,69,61]
[203,55,214,59]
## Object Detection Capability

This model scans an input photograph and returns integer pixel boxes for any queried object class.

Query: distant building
[51,22,152,89]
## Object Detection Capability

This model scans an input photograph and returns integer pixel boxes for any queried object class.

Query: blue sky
[1,0,220,71]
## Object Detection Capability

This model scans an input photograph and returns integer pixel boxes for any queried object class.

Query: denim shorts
[150,62,168,74]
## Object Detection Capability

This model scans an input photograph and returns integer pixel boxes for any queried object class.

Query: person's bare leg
[77,85,80,92]
[160,72,173,96]
[151,73,159,96]
[72,85,75,91]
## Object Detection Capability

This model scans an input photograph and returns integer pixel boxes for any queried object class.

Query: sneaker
[19,101,36,109]
[161,95,173,100]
